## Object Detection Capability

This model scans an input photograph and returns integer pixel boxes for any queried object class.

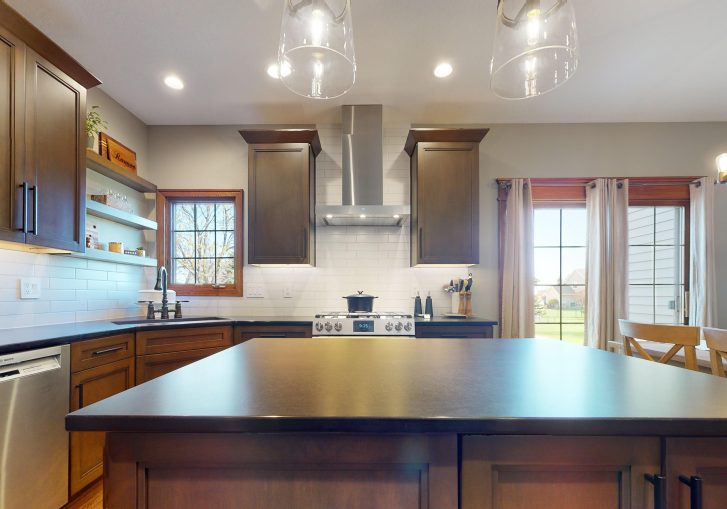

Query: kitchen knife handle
[28,184,38,235]
[679,475,703,509]
[18,182,28,233]
[644,474,666,509]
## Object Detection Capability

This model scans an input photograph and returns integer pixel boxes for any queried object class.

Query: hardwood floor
[64,480,102,509]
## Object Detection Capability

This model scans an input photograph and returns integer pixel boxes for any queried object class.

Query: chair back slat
[704,328,727,377]
[618,319,701,371]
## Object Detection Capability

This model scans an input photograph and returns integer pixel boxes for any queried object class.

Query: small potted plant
[85,105,109,149]
[136,246,146,257]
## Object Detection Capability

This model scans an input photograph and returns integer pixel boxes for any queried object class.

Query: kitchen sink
[112,317,229,326]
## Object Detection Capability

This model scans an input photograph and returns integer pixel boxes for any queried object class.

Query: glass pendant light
[490,0,579,99]
[278,0,356,99]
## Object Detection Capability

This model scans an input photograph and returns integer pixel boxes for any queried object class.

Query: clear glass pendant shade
[490,0,579,99]
[278,0,356,99]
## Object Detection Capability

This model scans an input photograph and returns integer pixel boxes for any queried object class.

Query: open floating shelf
[85,150,157,193]
[86,200,157,230]
[67,248,158,267]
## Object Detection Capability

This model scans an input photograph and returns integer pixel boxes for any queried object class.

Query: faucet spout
[158,266,169,319]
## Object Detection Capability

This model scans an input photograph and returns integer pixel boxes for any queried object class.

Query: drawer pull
[92,345,125,356]
[679,475,703,509]
[644,473,666,509]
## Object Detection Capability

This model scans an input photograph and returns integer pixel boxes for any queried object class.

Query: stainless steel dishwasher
[0,345,69,509]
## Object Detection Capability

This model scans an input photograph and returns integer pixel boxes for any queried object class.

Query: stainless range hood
[316,105,410,227]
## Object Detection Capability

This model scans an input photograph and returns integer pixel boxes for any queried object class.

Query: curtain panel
[689,177,717,328]
[585,179,629,350]
[500,179,535,338]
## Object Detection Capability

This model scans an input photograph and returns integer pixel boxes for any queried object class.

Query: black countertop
[0,315,497,354]
[67,338,727,436]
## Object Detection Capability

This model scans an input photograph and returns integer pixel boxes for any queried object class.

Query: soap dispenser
[414,291,423,316]
[424,291,433,317]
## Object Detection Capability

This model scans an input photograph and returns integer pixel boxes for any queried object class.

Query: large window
[157,190,243,296]
[533,207,587,344]
[627,206,686,324]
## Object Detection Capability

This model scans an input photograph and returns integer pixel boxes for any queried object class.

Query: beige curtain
[586,178,629,350]
[500,179,534,338]
[689,177,717,327]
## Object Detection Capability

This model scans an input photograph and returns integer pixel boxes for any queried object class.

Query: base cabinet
[415,323,493,338]
[461,436,661,509]
[69,334,135,496]
[234,324,312,344]
[666,438,727,509]
[136,347,228,384]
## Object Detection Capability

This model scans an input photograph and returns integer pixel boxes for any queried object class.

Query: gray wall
[146,121,727,327]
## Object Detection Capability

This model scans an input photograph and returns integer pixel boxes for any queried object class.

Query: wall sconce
[717,153,727,184]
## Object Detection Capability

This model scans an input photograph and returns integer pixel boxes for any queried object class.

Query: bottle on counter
[414,291,423,316]
[425,291,433,316]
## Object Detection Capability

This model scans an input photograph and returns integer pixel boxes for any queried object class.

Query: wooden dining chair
[618,320,701,371]
[703,327,727,377]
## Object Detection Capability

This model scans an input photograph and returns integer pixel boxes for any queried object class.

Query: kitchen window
[157,190,244,296]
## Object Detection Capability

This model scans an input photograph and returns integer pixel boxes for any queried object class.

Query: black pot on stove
[343,291,378,313]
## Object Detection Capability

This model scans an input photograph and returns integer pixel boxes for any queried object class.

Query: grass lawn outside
[535,308,585,344]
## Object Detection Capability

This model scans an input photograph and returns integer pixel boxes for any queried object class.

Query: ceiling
[8,0,727,125]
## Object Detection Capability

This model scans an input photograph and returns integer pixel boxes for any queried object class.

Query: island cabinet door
[104,433,458,509]
[70,356,135,496]
[461,436,661,509]
[665,438,727,509]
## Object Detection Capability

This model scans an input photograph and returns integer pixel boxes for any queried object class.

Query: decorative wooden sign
[99,132,137,173]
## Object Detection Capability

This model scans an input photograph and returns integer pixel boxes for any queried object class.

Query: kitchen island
[67,338,727,508]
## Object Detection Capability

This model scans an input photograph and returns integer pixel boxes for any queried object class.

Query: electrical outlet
[20,278,41,299]
[246,283,264,298]
[283,286,293,298]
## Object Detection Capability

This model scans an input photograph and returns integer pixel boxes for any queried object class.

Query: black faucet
[158,266,169,319]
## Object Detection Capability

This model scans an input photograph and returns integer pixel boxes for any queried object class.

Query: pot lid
[343,290,378,299]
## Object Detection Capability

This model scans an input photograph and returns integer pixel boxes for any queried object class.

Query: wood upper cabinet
[0,5,98,252]
[0,27,25,244]
[462,436,661,509]
[70,334,135,496]
[240,130,319,266]
[23,48,85,252]
[406,129,487,266]
[666,438,727,509]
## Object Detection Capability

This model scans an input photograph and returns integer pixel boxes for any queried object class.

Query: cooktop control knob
[385,322,393,332]
[324,322,333,332]
[403,322,413,332]
[334,322,343,332]
[315,322,324,332]
[394,322,403,332]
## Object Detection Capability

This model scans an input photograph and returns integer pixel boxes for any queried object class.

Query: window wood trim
[156,189,244,297]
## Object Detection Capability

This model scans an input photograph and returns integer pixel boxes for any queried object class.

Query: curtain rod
[498,179,704,189]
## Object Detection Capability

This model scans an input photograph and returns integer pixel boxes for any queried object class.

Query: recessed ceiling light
[266,62,291,79]
[163,75,184,90]
[359,214,367,219]
[433,62,453,78]
[326,214,333,219]
[393,214,400,219]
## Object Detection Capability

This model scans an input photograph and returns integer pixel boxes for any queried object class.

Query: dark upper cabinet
[405,129,488,266]
[240,130,320,266]
[0,27,25,244]
[0,4,99,252]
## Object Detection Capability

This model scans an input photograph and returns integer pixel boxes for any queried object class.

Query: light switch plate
[246,283,264,298]
[20,278,41,299]
[283,286,293,298]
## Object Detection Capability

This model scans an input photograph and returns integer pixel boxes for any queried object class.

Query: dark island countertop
[67,338,727,436]
[0,315,498,354]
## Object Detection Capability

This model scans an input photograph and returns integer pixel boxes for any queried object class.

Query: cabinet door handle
[77,382,84,408]
[92,345,124,356]
[679,475,703,509]
[645,474,666,509]
[18,182,28,233]
[28,184,38,235]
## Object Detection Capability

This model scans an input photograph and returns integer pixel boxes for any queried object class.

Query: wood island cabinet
[405,129,488,266]
[135,325,233,384]
[234,323,313,344]
[69,334,135,496]
[666,438,727,509]
[461,436,661,509]
[240,130,320,266]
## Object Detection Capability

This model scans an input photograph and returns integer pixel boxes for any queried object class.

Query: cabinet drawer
[136,326,232,355]
[234,324,312,345]
[136,347,227,384]
[71,333,134,372]
[415,324,493,339]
